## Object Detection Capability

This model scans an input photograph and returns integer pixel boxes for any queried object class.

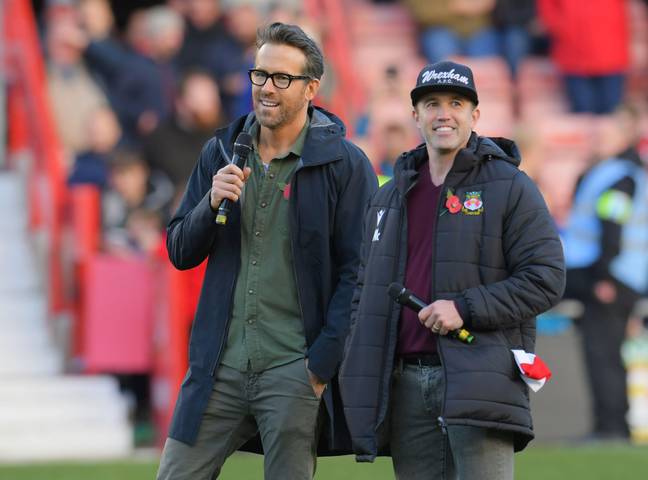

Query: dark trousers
[580,300,631,437]
[563,73,625,114]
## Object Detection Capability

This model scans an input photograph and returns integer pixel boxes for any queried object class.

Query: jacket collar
[394,132,521,193]
[214,106,346,168]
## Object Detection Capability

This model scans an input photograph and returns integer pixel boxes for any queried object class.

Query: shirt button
[248,289,254,295]
[260,201,267,208]
[255,231,261,237]
[251,260,258,266]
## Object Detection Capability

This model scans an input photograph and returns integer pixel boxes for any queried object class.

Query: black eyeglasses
[248,69,312,89]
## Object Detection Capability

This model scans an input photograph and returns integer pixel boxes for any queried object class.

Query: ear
[412,106,419,123]
[305,79,320,102]
[471,106,480,128]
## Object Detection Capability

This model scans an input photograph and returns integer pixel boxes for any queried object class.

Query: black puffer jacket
[339,133,565,461]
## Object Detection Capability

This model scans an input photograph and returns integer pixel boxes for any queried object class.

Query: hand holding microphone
[213,132,253,225]
[388,283,475,344]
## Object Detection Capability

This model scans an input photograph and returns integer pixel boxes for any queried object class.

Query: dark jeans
[496,26,531,78]
[157,359,322,479]
[420,27,499,63]
[564,74,626,114]
[580,300,631,437]
[390,363,514,480]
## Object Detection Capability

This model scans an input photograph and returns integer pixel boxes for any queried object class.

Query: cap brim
[410,85,478,106]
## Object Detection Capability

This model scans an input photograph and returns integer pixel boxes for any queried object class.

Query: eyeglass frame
[248,69,313,89]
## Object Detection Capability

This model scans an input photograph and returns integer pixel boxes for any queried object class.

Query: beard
[253,91,308,130]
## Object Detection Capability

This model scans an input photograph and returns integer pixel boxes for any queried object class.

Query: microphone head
[233,131,253,156]
[388,282,406,302]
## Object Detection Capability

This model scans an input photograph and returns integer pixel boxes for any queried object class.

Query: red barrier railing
[69,186,101,359]
[4,0,69,314]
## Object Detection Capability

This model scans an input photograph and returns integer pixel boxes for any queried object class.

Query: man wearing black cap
[339,60,565,479]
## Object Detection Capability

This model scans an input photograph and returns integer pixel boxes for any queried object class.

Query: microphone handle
[402,295,427,312]
[215,153,246,225]
[402,291,475,344]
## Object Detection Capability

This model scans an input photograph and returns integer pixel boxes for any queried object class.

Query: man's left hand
[418,300,464,336]
[305,358,326,399]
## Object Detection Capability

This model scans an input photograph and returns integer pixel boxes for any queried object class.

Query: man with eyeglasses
[157,22,377,480]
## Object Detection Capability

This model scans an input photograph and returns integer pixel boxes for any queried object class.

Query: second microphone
[388,282,475,344]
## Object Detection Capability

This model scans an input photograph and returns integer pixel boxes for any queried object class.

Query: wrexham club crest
[461,191,484,215]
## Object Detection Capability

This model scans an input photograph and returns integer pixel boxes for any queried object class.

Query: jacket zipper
[436,184,452,433]
[375,174,421,429]
[376,189,406,430]
[437,336,449,435]
[289,164,307,342]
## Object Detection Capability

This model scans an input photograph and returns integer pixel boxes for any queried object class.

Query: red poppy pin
[280,182,291,200]
[445,189,462,214]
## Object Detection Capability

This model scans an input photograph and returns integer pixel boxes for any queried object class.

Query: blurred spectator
[68,106,122,188]
[175,0,247,119]
[492,0,535,78]
[175,0,229,73]
[221,2,263,118]
[375,122,411,185]
[79,1,184,142]
[538,0,630,114]
[45,6,108,162]
[123,9,149,55]
[167,0,188,15]
[562,104,647,441]
[102,149,174,255]
[402,0,498,63]
[356,64,411,134]
[354,65,417,177]
[143,70,225,203]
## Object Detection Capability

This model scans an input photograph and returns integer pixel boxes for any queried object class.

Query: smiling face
[413,91,480,159]
[252,43,319,131]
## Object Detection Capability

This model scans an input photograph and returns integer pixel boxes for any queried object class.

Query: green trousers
[157,358,322,480]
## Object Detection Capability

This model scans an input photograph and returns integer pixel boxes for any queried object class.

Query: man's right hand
[210,163,251,211]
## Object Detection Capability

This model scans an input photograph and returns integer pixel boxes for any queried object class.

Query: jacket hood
[393,132,521,192]
[214,106,346,146]
[213,105,347,166]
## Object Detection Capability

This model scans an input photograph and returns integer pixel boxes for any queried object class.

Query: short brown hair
[256,22,324,80]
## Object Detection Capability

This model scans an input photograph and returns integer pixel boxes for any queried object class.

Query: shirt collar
[249,117,310,160]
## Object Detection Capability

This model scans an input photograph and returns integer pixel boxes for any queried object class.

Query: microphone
[388,282,475,344]
[215,131,253,225]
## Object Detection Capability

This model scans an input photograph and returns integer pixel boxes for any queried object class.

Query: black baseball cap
[410,61,479,106]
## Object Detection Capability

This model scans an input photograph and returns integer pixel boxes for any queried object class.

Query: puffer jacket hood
[395,131,519,180]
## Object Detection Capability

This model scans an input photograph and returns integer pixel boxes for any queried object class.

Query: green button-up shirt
[221,119,309,373]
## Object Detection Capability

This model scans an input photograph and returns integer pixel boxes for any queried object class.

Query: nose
[261,78,278,94]
[435,103,451,120]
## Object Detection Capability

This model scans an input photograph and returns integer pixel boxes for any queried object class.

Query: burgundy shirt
[396,161,443,356]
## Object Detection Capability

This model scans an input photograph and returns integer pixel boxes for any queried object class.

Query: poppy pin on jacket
[444,188,462,215]
[278,182,291,200]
